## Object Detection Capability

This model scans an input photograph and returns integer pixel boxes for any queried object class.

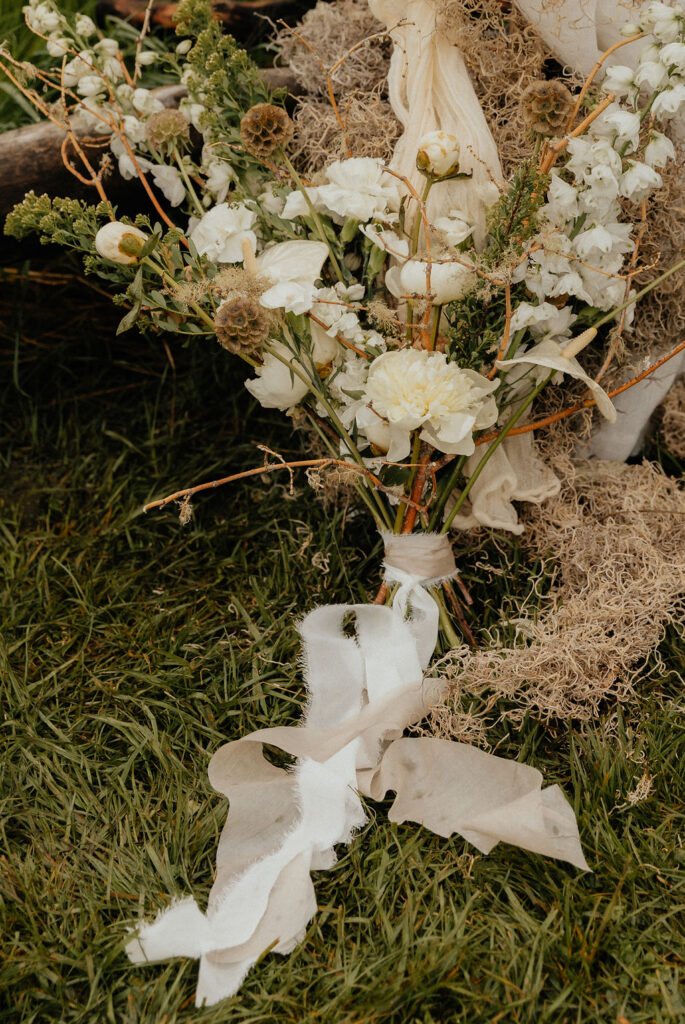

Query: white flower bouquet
[3,0,684,1005]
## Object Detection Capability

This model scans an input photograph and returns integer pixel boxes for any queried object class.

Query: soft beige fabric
[369,0,503,240]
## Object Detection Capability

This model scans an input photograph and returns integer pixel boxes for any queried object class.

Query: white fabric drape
[127,533,587,1007]
[369,0,503,240]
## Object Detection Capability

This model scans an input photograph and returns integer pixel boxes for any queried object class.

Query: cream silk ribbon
[368,0,503,241]
[126,533,587,1007]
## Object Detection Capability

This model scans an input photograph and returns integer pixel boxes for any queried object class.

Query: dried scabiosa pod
[240,103,294,158]
[146,109,191,151]
[520,80,575,134]
[214,295,273,356]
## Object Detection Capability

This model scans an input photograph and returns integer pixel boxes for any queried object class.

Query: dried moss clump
[272,0,400,174]
[660,376,685,457]
[431,457,685,733]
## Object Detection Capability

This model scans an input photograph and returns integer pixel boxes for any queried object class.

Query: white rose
[416,130,461,177]
[644,131,676,167]
[94,222,147,264]
[362,349,498,461]
[189,203,257,264]
[386,256,476,305]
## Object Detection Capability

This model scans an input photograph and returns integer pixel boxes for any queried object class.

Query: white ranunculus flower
[386,256,476,306]
[362,349,498,461]
[433,212,473,247]
[256,240,329,315]
[619,160,663,201]
[189,203,257,264]
[131,88,164,116]
[497,339,616,421]
[652,84,685,119]
[95,222,147,264]
[643,131,676,167]
[150,164,185,207]
[75,13,96,36]
[416,130,461,177]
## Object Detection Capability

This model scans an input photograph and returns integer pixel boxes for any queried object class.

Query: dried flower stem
[566,34,644,131]
[540,93,616,175]
[488,282,512,379]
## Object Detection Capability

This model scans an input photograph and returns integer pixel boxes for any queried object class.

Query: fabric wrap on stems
[126,532,588,1007]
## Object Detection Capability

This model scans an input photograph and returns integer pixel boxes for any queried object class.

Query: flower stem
[173,146,205,218]
[411,177,433,257]
[282,154,345,284]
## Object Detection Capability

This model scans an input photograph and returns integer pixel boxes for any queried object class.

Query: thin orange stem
[566,34,644,131]
[540,93,616,174]
[488,282,512,379]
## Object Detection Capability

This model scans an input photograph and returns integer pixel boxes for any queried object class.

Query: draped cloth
[369,0,503,241]
[126,533,587,1007]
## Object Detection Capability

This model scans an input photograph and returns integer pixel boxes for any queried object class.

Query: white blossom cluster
[517,6,682,322]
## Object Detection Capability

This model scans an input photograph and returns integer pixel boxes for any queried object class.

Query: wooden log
[0,71,299,221]
[96,0,296,33]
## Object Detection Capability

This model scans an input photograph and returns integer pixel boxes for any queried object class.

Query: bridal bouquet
[4,0,684,1005]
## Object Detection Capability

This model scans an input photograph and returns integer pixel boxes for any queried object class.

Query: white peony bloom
[256,240,329,315]
[131,88,164,116]
[619,160,663,201]
[189,203,257,263]
[416,130,461,177]
[362,349,498,461]
[644,131,676,167]
[652,84,685,119]
[94,222,147,264]
[150,164,185,207]
[75,14,96,36]
[385,256,476,306]
[282,158,401,224]
[601,65,636,97]
[497,339,616,421]
[433,211,473,247]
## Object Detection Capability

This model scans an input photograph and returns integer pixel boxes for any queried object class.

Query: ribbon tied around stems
[126,532,588,1007]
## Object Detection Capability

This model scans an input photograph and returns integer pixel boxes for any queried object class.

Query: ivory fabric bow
[126,533,587,1007]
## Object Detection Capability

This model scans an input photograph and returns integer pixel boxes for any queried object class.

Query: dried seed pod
[240,103,293,158]
[146,109,191,150]
[520,80,575,134]
[214,295,271,355]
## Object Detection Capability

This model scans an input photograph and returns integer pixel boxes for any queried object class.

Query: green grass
[1,262,684,1024]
